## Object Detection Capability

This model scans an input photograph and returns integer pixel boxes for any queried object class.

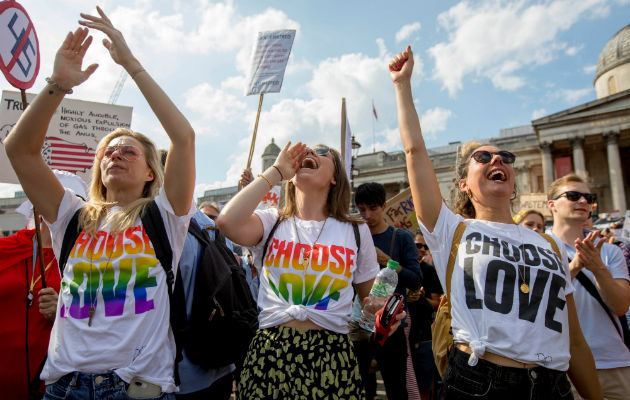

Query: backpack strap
[352,222,360,256]
[389,227,398,257]
[539,232,562,260]
[58,208,82,274]
[261,216,283,268]
[445,222,466,311]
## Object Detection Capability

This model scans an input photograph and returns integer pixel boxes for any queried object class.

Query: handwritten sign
[383,188,418,232]
[518,193,551,217]
[0,90,132,184]
[245,30,296,95]
[0,1,39,89]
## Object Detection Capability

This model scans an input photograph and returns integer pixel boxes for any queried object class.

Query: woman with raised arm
[217,143,402,399]
[4,7,195,399]
[389,46,602,400]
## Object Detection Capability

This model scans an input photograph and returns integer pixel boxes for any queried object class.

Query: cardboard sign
[383,188,418,232]
[0,1,39,89]
[518,193,551,217]
[246,30,296,95]
[0,90,132,184]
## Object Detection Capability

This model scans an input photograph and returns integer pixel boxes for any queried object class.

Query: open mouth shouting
[300,156,319,170]
[487,168,507,182]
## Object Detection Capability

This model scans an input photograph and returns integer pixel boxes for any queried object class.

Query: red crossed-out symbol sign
[0,1,40,89]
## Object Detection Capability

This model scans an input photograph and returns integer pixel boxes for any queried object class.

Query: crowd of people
[0,9,628,400]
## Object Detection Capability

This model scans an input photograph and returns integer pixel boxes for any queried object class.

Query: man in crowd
[352,182,423,400]
[548,174,630,399]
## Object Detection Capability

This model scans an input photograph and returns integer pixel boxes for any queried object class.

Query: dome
[594,25,630,95]
[262,138,281,158]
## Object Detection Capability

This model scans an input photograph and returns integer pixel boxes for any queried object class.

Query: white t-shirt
[250,208,379,333]
[560,235,630,369]
[419,204,574,371]
[41,188,195,392]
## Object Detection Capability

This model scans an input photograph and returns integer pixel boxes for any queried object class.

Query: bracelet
[271,165,284,180]
[45,77,73,94]
[257,174,273,190]
[130,68,146,79]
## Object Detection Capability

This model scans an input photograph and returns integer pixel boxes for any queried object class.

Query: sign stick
[340,97,346,159]
[246,93,264,170]
[19,89,46,288]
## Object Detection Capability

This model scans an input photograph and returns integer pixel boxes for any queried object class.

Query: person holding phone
[4,7,195,399]
[389,45,601,399]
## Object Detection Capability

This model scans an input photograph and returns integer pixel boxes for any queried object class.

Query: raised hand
[240,168,254,188]
[274,141,306,182]
[389,45,414,84]
[50,27,99,91]
[79,6,141,72]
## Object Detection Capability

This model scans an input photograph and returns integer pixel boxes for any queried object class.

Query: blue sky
[1,0,628,199]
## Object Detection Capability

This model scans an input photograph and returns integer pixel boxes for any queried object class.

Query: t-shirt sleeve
[354,223,379,284]
[553,234,575,295]
[249,208,280,270]
[46,188,85,262]
[153,187,196,272]
[417,202,463,276]
[603,243,630,282]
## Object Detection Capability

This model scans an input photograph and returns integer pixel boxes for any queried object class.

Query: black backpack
[58,201,259,376]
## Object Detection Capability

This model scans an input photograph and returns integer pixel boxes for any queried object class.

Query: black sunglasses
[553,191,596,204]
[471,150,516,164]
[415,243,428,250]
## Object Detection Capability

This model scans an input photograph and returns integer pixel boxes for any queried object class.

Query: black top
[371,225,423,294]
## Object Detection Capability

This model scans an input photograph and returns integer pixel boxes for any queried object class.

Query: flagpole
[20,89,47,288]
[340,97,346,158]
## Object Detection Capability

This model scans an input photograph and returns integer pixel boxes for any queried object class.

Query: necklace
[293,216,328,269]
[515,225,529,294]
[87,232,117,326]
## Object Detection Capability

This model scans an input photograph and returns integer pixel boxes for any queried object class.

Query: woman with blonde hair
[4,7,195,399]
[515,209,546,233]
[217,143,402,399]
[389,45,601,399]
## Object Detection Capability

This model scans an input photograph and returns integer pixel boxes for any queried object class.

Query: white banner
[245,30,296,96]
[0,90,132,184]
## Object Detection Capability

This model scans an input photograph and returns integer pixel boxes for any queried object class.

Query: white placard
[256,185,281,210]
[0,90,132,184]
[245,30,296,96]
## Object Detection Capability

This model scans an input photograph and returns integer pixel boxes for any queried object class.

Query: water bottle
[359,259,399,332]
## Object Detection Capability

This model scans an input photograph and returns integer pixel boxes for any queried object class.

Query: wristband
[45,77,73,94]
[271,165,284,180]
[257,174,273,190]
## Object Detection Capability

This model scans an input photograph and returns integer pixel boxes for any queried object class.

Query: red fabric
[0,229,60,400]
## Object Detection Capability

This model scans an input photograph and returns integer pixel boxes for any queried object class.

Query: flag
[372,101,378,120]
[42,136,96,174]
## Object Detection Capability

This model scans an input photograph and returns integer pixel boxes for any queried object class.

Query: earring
[510,191,517,200]
[466,189,474,200]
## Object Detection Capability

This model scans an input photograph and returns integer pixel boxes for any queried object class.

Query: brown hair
[450,141,517,219]
[79,128,163,235]
[547,173,587,200]
[279,145,362,224]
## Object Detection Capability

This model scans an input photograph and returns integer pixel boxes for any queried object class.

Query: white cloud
[396,22,421,43]
[429,0,611,96]
[583,64,597,74]
[565,45,583,56]
[531,108,548,119]
[183,83,248,134]
[420,107,454,140]
[557,87,593,103]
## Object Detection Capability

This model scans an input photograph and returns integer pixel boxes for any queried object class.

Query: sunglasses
[553,191,596,204]
[471,150,516,164]
[96,145,143,162]
[415,243,428,250]
[311,146,330,156]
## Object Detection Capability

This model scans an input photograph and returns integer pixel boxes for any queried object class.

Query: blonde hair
[279,145,362,224]
[79,128,163,235]
[514,209,544,225]
[450,140,517,219]
[547,173,587,200]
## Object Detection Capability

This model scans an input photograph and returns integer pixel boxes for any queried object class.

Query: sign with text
[518,193,551,217]
[0,1,39,89]
[0,90,132,184]
[383,188,418,232]
[256,185,281,210]
[246,29,296,95]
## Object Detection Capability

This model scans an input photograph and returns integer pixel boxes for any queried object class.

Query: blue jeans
[439,348,573,400]
[44,371,175,400]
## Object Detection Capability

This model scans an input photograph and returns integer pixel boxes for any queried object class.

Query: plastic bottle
[359,259,399,332]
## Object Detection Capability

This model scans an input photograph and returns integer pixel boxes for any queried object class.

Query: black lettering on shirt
[500,240,521,262]
[484,260,515,314]
[482,235,501,257]
[522,244,541,266]
[545,273,567,333]
[538,247,559,271]
[464,256,482,309]
[518,268,550,322]
[466,232,482,255]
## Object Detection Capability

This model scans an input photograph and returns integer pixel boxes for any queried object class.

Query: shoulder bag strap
[261,216,283,268]
[352,222,361,256]
[58,208,83,275]
[575,270,623,338]
[389,227,398,257]
[446,222,466,311]
[539,232,562,259]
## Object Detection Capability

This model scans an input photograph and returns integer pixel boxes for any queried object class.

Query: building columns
[540,142,554,190]
[604,131,627,211]
[570,137,586,177]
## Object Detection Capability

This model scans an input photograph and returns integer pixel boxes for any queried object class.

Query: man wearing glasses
[548,174,630,399]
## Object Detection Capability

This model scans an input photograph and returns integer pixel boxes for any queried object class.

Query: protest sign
[256,185,281,210]
[245,30,296,96]
[518,193,551,217]
[0,1,39,89]
[0,90,132,184]
[383,188,418,232]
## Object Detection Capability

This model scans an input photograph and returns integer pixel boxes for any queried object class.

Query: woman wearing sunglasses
[389,46,601,399]
[217,143,401,399]
[4,8,195,399]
